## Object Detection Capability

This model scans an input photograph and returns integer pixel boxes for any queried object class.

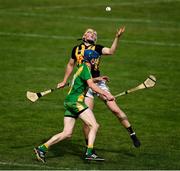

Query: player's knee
[83,122,89,129]
[111,109,129,121]
[110,106,124,116]
[111,108,121,115]
[119,116,128,122]
[93,122,99,131]
[89,122,99,131]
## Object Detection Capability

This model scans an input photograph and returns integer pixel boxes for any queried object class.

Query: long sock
[85,139,88,146]
[38,144,48,152]
[87,145,93,155]
[126,126,135,135]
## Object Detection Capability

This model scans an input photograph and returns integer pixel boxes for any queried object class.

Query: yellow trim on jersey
[77,94,84,102]
[68,66,84,95]
[88,45,95,50]
[76,102,85,111]
[86,64,92,78]
[75,45,85,65]
[77,65,91,102]
[75,44,96,65]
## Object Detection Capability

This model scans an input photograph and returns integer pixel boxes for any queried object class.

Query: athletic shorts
[64,101,88,118]
[86,80,110,99]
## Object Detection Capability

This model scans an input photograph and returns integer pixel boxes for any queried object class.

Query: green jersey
[65,63,92,103]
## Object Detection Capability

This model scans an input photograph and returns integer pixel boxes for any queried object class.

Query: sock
[126,126,135,135]
[85,139,88,146]
[87,145,93,155]
[38,144,48,152]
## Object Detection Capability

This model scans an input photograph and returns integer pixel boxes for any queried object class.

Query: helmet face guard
[83,49,100,65]
[82,29,97,44]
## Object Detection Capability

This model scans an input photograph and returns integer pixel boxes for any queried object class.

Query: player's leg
[104,98,131,127]
[99,93,141,147]
[34,117,76,162]
[83,88,95,145]
[79,108,104,161]
[97,81,141,147]
[85,94,94,110]
[44,117,76,147]
[79,108,98,147]
[99,92,131,127]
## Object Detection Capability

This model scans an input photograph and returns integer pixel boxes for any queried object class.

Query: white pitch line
[1,0,179,11]
[0,31,75,40]
[0,11,179,26]
[62,15,178,25]
[33,0,180,10]
[0,31,180,47]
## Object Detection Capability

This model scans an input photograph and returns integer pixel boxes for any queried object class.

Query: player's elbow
[68,59,75,67]
[104,49,114,55]
[68,62,74,68]
[102,47,114,55]
[87,81,94,89]
[109,49,115,55]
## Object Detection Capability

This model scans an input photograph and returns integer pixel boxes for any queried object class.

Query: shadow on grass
[97,146,137,158]
[46,139,85,160]
[10,137,137,161]
[47,139,137,160]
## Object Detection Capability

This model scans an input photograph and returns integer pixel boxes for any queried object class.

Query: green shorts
[64,101,88,118]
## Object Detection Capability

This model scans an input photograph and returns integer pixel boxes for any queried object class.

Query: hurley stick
[26,83,69,102]
[114,75,156,98]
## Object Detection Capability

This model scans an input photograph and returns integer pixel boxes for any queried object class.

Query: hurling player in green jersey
[57,27,141,151]
[34,50,114,162]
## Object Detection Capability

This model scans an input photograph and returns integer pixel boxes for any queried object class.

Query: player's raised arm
[102,26,125,55]
[57,58,76,88]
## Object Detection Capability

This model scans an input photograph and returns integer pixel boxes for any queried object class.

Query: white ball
[106,6,111,12]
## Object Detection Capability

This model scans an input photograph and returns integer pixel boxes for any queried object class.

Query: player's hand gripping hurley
[26,83,69,102]
[114,75,156,98]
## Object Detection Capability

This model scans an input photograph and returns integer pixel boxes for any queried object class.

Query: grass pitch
[0,0,180,170]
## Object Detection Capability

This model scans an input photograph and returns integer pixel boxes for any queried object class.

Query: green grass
[0,0,180,169]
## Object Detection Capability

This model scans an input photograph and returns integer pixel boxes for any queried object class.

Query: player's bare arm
[93,76,109,83]
[57,58,76,88]
[87,79,114,101]
[102,26,125,55]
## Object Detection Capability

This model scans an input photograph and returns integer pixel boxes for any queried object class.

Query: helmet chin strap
[85,39,95,45]
[77,38,95,45]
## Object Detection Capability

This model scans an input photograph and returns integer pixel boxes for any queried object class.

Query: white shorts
[86,80,110,99]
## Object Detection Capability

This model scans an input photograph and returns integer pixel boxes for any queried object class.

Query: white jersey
[86,80,110,99]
